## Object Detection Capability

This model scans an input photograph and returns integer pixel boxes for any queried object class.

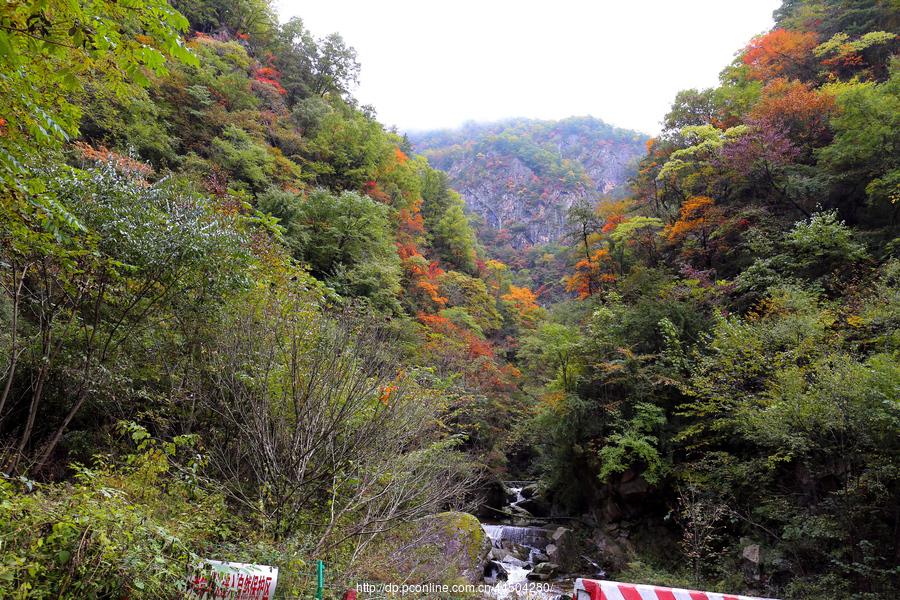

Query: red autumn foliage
[363,180,391,204]
[602,214,625,233]
[416,312,519,393]
[73,142,153,177]
[418,314,494,359]
[742,29,819,81]
[750,78,836,148]
[255,67,279,79]
[398,199,425,235]
[253,66,287,95]
[204,165,230,197]
[398,239,448,311]
[428,261,445,279]
[396,242,419,262]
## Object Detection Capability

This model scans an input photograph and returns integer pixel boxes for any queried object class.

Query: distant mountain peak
[409,116,648,248]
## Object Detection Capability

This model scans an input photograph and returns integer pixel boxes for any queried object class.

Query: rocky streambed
[479,483,597,599]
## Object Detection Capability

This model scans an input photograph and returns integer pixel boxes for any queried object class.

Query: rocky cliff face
[410,117,648,248]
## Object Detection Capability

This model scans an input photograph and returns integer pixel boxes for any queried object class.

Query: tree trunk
[8,346,50,473]
[0,263,27,421]
[34,385,89,472]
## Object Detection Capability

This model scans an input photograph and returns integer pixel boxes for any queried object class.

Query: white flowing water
[482,486,557,599]
[483,524,548,548]
[511,487,526,509]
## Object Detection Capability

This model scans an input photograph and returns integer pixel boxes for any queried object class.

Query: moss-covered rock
[355,511,491,587]
[435,511,492,581]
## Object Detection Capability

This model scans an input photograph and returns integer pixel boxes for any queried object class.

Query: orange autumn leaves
[378,371,405,406]
[743,29,819,81]
[564,202,629,299]
[750,78,835,147]
[565,197,730,299]
[741,27,893,85]
[565,249,616,300]
[386,159,445,311]
[73,142,153,177]
[665,196,719,243]
[357,142,537,394]
[399,242,448,311]
[416,311,519,392]
[501,285,543,326]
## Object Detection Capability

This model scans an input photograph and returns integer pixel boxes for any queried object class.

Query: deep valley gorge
[0,0,898,599]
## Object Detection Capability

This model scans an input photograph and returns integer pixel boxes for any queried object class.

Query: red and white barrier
[574,578,780,600]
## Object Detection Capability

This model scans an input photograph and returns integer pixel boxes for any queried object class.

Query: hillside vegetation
[0,0,529,595]
[410,119,646,301]
[0,0,898,598]
[500,1,899,597]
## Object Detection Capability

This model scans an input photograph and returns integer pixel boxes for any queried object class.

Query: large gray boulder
[588,530,631,572]
[545,527,578,570]
[368,511,491,585]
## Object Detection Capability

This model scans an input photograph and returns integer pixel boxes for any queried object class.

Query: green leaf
[0,31,17,65]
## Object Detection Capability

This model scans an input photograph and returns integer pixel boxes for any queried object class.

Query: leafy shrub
[0,425,226,598]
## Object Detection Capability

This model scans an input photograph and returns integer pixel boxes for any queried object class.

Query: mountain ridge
[408,117,649,248]
[409,115,649,248]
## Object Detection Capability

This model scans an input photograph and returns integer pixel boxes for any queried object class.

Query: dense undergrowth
[0,0,898,598]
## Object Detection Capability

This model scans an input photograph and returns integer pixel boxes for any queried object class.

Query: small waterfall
[484,524,548,548]
[482,483,558,599]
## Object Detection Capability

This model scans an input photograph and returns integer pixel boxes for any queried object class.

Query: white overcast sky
[273,1,782,135]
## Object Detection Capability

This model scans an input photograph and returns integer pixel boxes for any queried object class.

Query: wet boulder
[489,547,509,561]
[520,483,540,499]
[503,555,528,568]
[500,541,531,562]
[517,495,551,517]
[545,527,578,570]
[527,562,560,580]
[483,560,509,582]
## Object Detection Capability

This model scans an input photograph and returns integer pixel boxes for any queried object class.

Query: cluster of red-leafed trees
[525,4,899,597]
[0,2,547,594]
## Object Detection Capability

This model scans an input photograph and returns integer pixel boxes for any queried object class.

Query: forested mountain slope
[0,0,536,595]
[410,118,647,248]
[504,1,900,597]
[0,0,898,598]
